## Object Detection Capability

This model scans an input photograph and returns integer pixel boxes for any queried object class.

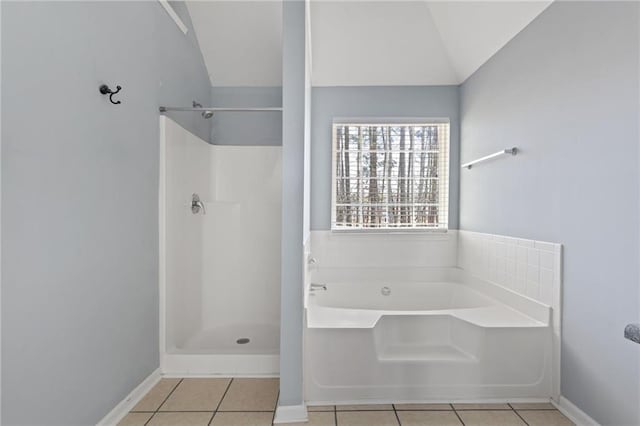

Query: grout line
[451,403,466,426]
[144,378,183,426]
[334,404,338,426]
[508,403,558,412]
[451,408,513,410]
[511,406,530,426]
[335,409,397,412]
[209,378,234,426]
[392,403,402,426]
[270,390,280,425]
[392,409,457,412]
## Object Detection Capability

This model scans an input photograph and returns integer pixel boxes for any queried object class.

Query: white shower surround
[159,117,281,376]
[305,230,561,404]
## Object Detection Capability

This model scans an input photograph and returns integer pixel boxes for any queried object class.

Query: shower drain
[236,338,250,345]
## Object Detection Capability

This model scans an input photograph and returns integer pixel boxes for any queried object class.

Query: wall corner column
[276,0,308,423]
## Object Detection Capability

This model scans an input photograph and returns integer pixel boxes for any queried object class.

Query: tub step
[377,344,477,362]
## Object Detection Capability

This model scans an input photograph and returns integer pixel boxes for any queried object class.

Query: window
[332,121,449,231]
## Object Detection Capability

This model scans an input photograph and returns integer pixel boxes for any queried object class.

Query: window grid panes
[332,122,449,230]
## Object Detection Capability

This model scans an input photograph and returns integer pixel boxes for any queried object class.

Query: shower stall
[159,115,282,375]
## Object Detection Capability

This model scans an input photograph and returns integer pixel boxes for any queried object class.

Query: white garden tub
[304,267,554,404]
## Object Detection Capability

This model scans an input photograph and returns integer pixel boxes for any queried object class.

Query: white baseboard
[273,403,308,424]
[553,396,600,426]
[96,368,161,426]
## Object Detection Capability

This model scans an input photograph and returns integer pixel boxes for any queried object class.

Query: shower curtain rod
[159,106,282,113]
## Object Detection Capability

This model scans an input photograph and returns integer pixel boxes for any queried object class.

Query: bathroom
[1,1,638,425]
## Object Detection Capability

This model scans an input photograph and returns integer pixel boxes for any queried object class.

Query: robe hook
[99,84,122,105]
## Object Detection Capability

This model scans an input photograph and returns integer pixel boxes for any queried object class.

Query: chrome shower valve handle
[191,193,206,214]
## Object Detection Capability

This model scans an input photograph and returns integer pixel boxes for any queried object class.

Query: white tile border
[96,368,161,426]
[273,403,308,424]
[553,396,601,426]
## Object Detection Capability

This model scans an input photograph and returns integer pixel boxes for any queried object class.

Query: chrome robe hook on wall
[99,84,122,105]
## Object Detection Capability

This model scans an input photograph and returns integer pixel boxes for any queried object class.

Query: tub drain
[236,338,250,345]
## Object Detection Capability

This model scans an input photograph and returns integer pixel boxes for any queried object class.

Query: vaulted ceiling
[186,1,283,87]
[186,1,552,87]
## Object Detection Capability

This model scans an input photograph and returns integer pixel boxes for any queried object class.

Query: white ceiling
[186,1,283,87]
[186,1,552,87]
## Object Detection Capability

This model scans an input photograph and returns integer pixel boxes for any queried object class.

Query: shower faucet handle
[191,193,206,215]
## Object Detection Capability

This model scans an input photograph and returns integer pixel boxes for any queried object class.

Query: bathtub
[304,267,554,403]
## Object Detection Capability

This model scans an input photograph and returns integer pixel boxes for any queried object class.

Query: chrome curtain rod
[159,106,282,113]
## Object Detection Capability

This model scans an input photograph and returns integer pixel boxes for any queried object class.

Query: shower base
[177,324,279,354]
[161,323,280,376]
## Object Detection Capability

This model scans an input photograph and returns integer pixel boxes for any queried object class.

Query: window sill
[329,228,450,235]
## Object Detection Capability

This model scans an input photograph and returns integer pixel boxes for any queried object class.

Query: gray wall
[310,86,460,230]
[279,0,305,409]
[459,2,639,425]
[210,87,282,146]
[1,1,210,424]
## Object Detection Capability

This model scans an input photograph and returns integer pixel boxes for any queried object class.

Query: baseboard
[273,403,308,424]
[553,396,600,426]
[96,368,161,426]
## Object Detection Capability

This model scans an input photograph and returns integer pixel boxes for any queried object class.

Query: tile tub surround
[119,378,574,426]
[624,323,640,344]
[457,231,562,307]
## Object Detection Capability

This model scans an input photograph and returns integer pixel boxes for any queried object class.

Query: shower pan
[159,116,281,375]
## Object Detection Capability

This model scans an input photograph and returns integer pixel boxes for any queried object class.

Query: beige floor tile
[218,378,279,411]
[336,404,394,411]
[287,412,336,426]
[210,412,274,426]
[453,403,512,410]
[517,409,575,426]
[397,411,463,426]
[509,402,556,410]
[394,403,452,410]
[131,378,181,412]
[147,412,213,426]
[308,405,335,412]
[117,412,154,426]
[457,410,526,426]
[159,378,231,411]
[336,411,399,426]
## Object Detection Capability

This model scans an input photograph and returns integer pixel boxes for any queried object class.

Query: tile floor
[119,378,575,426]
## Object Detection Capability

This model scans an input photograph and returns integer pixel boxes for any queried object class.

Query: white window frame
[330,118,450,232]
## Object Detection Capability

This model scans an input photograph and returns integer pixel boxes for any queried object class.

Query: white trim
[161,353,279,377]
[0,2,3,421]
[158,116,168,372]
[162,373,279,379]
[157,0,188,34]
[308,397,551,406]
[273,403,308,424]
[96,369,161,426]
[553,396,600,426]
[332,117,451,125]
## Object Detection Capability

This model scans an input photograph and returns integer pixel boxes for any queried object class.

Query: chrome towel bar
[461,147,518,169]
